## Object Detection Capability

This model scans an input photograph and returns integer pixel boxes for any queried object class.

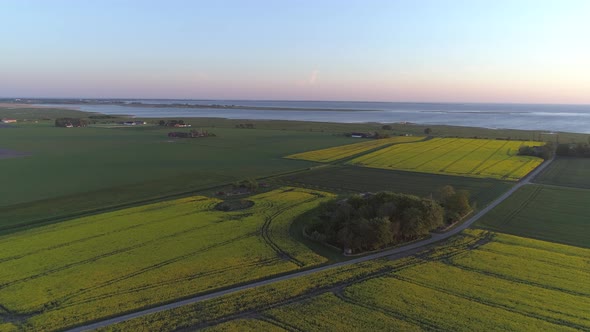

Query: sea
[39,100,590,134]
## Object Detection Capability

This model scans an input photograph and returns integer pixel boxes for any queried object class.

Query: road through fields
[67,156,554,332]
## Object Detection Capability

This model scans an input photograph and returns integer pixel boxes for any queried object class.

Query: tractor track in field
[388,274,589,331]
[333,289,444,331]
[0,220,226,291]
[496,185,543,227]
[0,206,211,264]
[64,156,555,332]
[259,194,321,267]
[470,140,510,175]
[439,139,492,173]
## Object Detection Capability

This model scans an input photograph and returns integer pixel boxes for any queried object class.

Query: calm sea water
[41,100,590,134]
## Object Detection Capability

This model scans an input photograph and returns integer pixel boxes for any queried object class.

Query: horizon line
[2,96,590,107]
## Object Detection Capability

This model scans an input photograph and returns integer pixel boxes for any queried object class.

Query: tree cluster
[235,123,255,129]
[55,118,87,127]
[373,131,391,139]
[556,143,590,158]
[308,192,440,253]
[215,199,254,212]
[158,120,186,127]
[232,179,259,192]
[167,130,215,138]
[518,142,554,159]
[308,187,472,254]
[437,185,472,224]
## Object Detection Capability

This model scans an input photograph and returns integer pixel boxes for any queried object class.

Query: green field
[0,187,333,331]
[0,123,355,232]
[349,138,544,180]
[476,184,590,247]
[536,157,590,189]
[278,165,513,208]
[97,230,590,332]
[286,136,424,162]
[3,105,588,332]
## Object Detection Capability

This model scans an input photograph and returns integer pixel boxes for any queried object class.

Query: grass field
[476,184,590,248]
[96,230,590,332]
[0,187,333,331]
[349,138,544,180]
[278,165,513,208]
[0,107,566,233]
[3,105,588,332]
[0,123,355,232]
[285,136,424,162]
[536,157,590,189]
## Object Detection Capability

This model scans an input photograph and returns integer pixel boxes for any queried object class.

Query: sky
[1,0,589,103]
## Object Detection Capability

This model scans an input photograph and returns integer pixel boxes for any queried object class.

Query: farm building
[1,119,17,123]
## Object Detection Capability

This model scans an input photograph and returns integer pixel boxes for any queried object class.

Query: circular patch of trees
[307,187,471,254]
[214,200,255,212]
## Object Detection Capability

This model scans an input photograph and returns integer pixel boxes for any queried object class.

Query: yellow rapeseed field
[286,136,424,162]
[0,187,333,331]
[256,230,588,331]
[100,230,590,332]
[201,319,286,332]
[349,138,544,180]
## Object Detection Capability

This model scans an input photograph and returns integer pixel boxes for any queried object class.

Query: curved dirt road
[67,157,554,332]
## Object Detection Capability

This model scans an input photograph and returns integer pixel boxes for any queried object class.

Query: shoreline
[1,102,588,135]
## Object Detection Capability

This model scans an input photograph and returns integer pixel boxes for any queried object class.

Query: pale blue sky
[1,0,589,103]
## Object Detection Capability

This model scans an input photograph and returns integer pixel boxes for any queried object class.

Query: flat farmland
[536,157,590,189]
[0,187,333,331]
[100,230,590,332]
[285,136,424,162]
[0,124,353,232]
[278,165,513,208]
[476,184,590,247]
[349,138,544,180]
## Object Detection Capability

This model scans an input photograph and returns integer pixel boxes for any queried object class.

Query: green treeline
[307,186,471,253]
[556,142,590,158]
[518,142,554,159]
[54,118,88,127]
